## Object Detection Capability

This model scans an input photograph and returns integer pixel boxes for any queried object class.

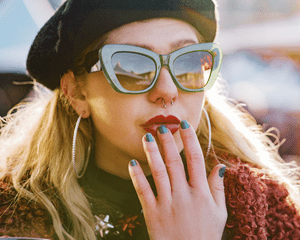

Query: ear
[60,70,90,118]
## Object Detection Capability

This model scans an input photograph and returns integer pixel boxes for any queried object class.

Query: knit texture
[223,159,300,239]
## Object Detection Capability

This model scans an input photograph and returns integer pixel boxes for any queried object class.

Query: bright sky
[0,0,38,72]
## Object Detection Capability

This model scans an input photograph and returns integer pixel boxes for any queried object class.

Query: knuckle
[146,143,158,154]
[136,183,151,197]
[187,151,203,162]
[162,137,174,145]
[212,184,225,193]
[131,168,144,180]
[192,187,211,200]
[165,157,184,168]
[182,129,194,139]
[130,171,152,197]
[152,167,167,179]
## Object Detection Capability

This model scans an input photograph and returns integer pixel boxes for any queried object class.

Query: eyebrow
[170,39,198,50]
[123,39,199,52]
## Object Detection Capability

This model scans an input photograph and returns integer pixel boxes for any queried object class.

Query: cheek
[182,92,205,129]
[85,76,142,133]
[83,76,115,126]
[85,73,119,115]
[86,88,148,161]
[88,92,132,128]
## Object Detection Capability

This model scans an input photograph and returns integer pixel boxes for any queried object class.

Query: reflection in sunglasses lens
[174,51,212,89]
[112,52,156,91]
[111,51,213,92]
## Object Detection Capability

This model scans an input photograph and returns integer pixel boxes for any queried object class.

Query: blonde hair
[200,79,300,200]
[1,52,300,240]
[0,84,96,239]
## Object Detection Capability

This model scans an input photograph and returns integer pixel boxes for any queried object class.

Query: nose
[147,67,178,107]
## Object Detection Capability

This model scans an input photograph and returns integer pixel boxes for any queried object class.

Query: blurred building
[216,0,300,163]
[217,0,300,28]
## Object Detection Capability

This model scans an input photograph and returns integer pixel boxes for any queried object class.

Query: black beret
[26,0,217,90]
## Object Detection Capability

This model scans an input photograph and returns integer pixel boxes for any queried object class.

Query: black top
[79,150,188,240]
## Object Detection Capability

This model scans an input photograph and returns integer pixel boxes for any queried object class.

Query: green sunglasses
[90,43,222,94]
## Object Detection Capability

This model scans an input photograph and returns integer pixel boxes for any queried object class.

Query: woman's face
[79,18,205,175]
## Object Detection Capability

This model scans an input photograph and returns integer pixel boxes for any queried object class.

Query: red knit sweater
[1,158,300,239]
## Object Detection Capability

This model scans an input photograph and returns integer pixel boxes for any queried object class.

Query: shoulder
[222,158,300,239]
[0,179,55,239]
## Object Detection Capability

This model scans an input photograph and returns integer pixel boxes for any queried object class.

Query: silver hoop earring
[202,108,211,160]
[72,114,91,178]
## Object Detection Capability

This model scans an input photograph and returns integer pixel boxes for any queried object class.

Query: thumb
[207,164,226,210]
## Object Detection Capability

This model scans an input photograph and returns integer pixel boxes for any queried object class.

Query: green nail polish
[130,159,137,166]
[219,166,226,178]
[158,125,168,134]
[180,120,189,129]
[145,133,154,142]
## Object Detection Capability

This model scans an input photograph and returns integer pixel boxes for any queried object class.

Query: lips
[142,115,180,137]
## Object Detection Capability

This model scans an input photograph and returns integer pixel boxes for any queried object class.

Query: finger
[142,133,172,202]
[128,159,157,211]
[207,164,226,210]
[179,120,208,190]
[156,125,188,192]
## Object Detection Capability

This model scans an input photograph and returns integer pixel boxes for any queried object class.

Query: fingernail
[145,133,154,142]
[158,125,168,134]
[180,120,189,129]
[219,166,226,178]
[130,159,137,167]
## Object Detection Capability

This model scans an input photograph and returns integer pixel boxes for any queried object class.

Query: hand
[128,121,227,240]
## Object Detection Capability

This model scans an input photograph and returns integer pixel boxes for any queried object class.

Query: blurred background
[0,0,299,164]
[215,0,300,165]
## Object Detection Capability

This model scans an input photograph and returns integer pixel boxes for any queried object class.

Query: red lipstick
[142,115,180,137]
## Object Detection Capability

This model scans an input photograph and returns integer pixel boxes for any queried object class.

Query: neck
[94,135,152,180]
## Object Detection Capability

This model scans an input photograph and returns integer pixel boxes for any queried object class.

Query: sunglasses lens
[173,51,213,89]
[112,52,156,91]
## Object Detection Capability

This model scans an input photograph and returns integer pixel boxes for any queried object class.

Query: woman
[0,0,299,239]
